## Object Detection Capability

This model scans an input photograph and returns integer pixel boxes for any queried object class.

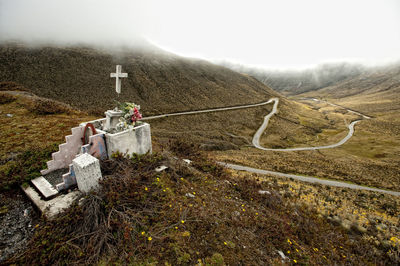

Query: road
[218,162,400,197]
[142,97,399,196]
[142,99,275,120]
[252,98,369,151]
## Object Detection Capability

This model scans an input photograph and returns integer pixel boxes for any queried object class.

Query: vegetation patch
[7,141,399,264]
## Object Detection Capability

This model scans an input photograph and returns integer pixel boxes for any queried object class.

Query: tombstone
[73,153,102,193]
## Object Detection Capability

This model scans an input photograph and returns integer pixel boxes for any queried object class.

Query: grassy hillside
[5,142,400,265]
[0,43,278,115]
[301,65,400,115]
[219,61,365,95]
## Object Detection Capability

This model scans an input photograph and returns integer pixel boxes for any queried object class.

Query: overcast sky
[0,0,399,69]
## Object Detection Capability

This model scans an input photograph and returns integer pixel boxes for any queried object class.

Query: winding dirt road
[144,97,399,196]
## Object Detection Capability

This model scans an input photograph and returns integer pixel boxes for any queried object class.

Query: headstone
[73,153,102,193]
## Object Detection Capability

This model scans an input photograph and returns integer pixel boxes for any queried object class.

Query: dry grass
[0,92,96,190]
[0,44,277,116]
[7,143,399,264]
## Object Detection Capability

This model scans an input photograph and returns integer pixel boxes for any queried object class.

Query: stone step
[31,176,59,199]
[52,151,62,161]
[65,135,74,143]
[58,143,68,152]
[71,126,84,136]
[46,160,55,169]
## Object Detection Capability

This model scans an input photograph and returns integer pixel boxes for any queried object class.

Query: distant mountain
[300,64,400,114]
[219,61,366,95]
[0,43,278,115]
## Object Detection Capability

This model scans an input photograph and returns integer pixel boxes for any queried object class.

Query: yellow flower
[287,250,290,254]
[141,231,145,235]
[293,259,297,263]
[181,220,185,224]
[193,192,196,195]
[144,187,148,191]
[175,226,178,230]
[242,209,246,212]
[224,242,227,245]
[148,236,152,241]
[287,239,292,245]
[255,213,259,216]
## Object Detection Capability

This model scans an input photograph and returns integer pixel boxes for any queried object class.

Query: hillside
[219,61,365,95]
[301,65,400,114]
[0,43,278,115]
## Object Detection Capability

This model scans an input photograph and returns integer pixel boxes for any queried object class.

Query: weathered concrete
[22,185,81,219]
[56,164,76,191]
[31,176,58,199]
[105,122,152,157]
[104,110,124,131]
[41,126,84,175]
[73,153,102,193]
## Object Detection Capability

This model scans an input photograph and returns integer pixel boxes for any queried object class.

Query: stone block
[22,185,81,219]
[31,176,58,199]
[73,153,102,193]
[105,122,152,157]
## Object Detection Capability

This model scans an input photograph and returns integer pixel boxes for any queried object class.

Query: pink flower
[131,107,142,123]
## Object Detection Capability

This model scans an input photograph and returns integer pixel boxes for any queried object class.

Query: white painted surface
[31,176,58,199]
[41,126,84,175]
[73,153,102,193]
[110,65,128,94]
[105,123,152,157]
[104,109,124,131]
[22,185,81,219]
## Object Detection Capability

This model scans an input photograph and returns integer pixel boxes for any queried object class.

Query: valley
[0,44,399,264]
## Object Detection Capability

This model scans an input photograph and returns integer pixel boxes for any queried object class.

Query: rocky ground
[0,191,39,263]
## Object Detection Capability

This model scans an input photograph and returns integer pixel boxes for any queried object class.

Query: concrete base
[105,122,152,157]
[22,185,81,219]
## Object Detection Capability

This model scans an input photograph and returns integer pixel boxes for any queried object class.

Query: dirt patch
[0,191,39,263]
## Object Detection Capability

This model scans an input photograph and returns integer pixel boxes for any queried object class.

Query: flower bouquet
[115,102,143,132]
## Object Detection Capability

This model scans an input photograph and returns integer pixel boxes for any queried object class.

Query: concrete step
[58,143,68,152]
[31,176,58,199]
[46,160,55,169]
[65,135,74,143]
[71,126,84,136]
[52,151,62,161]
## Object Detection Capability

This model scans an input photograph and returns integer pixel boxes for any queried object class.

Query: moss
[0,143,58,191]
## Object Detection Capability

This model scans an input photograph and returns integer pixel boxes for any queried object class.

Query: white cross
[110,65,128,95]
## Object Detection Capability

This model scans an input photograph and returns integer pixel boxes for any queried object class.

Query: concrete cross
[110,65,128,95]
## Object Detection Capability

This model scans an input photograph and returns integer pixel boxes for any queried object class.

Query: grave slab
[22,185,81,219]
[31,176,59,199]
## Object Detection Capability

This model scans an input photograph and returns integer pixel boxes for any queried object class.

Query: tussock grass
[7,141,399,264]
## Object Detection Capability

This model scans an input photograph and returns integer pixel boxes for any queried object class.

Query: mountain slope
[219,61,365,95]
[0,43,278,115]
[301,65,400,114]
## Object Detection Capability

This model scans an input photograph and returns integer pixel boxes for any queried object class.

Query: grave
[23,65,152,218]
